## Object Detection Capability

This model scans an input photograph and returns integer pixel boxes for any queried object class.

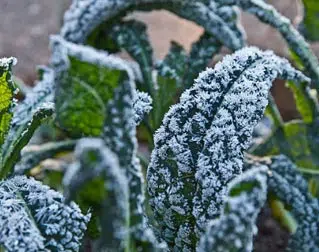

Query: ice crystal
[147,47,309,250]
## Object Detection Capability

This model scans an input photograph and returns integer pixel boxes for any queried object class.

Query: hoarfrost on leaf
[147,47,309,250]
[0,176,90,252]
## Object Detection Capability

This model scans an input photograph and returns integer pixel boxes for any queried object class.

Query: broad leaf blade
[147,47,309,250]
[198,167,268,252]
[51,35,134,137]
[0,176,90,252]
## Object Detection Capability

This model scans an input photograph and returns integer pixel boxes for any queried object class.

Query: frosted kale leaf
[0,57,17,146]
[246,155,319,251]
[108,20,155,94]
[133,90,153,125]
[0,58,54,178]
[50,35,134,137]
[198,167,268,252]
[63,138,129,251]
[61,0,245,51]
[167,1,245,50]
[147,47,309,250]
[0,175,90,252]
[217,0,319,86]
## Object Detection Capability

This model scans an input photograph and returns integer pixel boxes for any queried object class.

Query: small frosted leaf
[147,47,309,250]
[0,175,90,252]
[198,167,268,252]
[133,90,153,125]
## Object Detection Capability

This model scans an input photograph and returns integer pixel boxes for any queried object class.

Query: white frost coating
[0,175,90,252]
[133,90,153,125]
[63,138,129,251]
[60,0,245,50]
[147,47,309,250]
[198,167,268,252]
[0,57,17,70]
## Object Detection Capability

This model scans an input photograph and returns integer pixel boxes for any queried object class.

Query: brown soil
[254,205,290,252]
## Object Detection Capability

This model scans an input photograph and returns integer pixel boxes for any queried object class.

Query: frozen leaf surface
[147,47,309,250]
[198,167,268,252]
[0,176,90,252]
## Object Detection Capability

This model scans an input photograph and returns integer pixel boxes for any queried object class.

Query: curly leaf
[0,175,90,252]
[300,0,319,41]
[198,167,268,252]
[247,155,319,252]
[147,47,309,250]
[51,35,134,137]
[61,0,245,51]
[63,138,129,251]
[0,57,17,146]
[109,20,155,94]
[218,0,319,87]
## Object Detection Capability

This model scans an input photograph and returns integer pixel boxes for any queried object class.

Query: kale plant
[1,0,319,251]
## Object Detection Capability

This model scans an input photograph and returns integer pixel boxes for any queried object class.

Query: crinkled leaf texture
[247,155,319,252]
[63,138,129,251]
[0,175,90,252]
[61,0,245,51]
[198,167,268,252]
[0,61,54,178]
[147,47,309,250]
